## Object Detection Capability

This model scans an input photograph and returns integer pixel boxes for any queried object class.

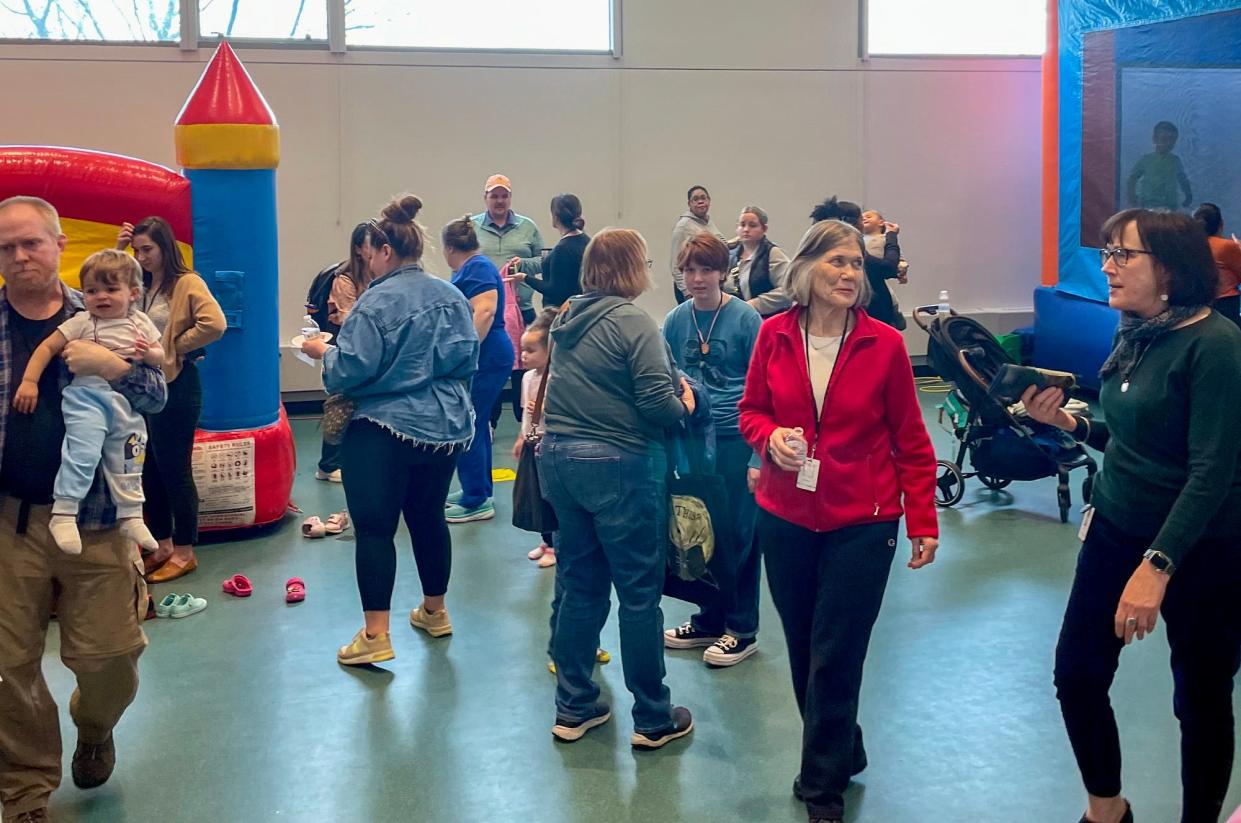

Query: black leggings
[342,419,459,612]
[1054,509,1241,822]
[142,361,202,546]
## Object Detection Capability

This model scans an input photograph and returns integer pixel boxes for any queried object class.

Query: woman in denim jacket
[302,195,479,666]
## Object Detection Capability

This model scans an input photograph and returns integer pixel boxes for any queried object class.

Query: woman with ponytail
[301,194,479,666]
[507,193,588,310]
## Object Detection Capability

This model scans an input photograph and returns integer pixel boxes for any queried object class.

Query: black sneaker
[552,704,611,742]
[703,634,758,667]
[71,734,115,789]
[631,706,694,749]
[663,622,720,649]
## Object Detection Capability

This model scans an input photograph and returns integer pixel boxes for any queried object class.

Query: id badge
[796,457,821,492]
[1077,505,1095,542]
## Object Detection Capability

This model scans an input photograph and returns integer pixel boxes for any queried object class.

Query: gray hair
[784,219,870,308]
[0,195,62,238]
[739,205,768,227]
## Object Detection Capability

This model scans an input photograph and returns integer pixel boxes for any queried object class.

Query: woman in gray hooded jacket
[538,228,697,750]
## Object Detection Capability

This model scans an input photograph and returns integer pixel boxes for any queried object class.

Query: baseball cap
[484,174,512,193]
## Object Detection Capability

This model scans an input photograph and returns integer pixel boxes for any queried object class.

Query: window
[866,0,1045,57]
[0,1,180,42]
[345,0,612,51]
[199,1,327,41]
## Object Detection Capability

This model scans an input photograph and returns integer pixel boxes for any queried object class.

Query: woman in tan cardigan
[117,216,226,582]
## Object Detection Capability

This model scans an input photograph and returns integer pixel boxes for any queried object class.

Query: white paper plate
[291,332,333,346]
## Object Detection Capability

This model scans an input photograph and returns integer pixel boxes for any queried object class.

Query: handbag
[320,393,356,446]
[511,366,558,533]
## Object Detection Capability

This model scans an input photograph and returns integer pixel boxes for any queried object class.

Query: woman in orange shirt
[1194,203,1241,327]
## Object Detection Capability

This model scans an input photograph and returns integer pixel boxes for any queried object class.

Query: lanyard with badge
[796,311,850,492]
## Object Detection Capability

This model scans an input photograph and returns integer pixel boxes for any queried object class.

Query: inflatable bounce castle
[1034,0,1241,387]
[0,42,295,530]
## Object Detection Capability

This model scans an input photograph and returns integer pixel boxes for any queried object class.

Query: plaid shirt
[0,283,168,530]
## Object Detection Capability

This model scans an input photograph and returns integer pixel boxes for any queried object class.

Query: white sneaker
[50,514,82,555]
[119,518,159,551]
[315,468,342,482]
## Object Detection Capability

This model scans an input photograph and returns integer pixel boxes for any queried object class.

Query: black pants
[142,361,202,546]
[341,419,459,612]
[318,438,341,474]
[1054,509,1241,823]
[759,511,897,819]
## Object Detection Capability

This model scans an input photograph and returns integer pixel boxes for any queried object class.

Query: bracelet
[1071,415,1090,443]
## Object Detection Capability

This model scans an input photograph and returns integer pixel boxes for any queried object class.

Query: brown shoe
[145,556,197,584]
[71,734,115,789]
[15,808,51,823]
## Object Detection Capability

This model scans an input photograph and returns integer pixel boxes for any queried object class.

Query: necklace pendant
[1121,380,1130,393]
[700,341,711,356]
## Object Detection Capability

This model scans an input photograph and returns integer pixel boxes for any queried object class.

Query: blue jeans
[457,339,513,509]
[53,376,147,520]
[538,433,674,732]
[691,434,761,638]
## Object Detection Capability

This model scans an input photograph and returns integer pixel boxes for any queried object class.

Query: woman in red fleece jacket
[739,218,938,823]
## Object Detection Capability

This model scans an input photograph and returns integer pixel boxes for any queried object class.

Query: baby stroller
[912,306,1097,523]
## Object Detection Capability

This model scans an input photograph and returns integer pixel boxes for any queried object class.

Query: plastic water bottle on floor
[937,290,951,316]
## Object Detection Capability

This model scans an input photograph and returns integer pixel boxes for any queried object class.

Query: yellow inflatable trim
[175,124,280,170]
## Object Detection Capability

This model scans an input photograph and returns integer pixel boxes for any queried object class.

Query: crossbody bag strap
[527,302,571,439]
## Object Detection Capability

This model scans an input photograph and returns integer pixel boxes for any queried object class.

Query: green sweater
[1085,311,1241,564]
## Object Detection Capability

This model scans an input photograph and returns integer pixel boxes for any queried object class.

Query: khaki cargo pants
[0,498,147,820]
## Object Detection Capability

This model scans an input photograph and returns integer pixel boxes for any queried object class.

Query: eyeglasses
[1100,247,1153,268]
[645,259,653,269]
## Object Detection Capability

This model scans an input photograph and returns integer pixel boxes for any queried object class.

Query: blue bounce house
[1035,0,1241,388]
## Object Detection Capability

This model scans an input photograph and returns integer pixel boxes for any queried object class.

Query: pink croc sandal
[324,512,350,535]
[302,516,326,538]
[222,574,253,597]
[285,577,306,604]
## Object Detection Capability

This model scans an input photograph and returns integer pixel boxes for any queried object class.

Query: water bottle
[784,427,808,465]
[301,313,321,341]
[937,289,951,316]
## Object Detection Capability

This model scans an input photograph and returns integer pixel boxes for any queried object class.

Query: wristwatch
[1143,549,1175,576]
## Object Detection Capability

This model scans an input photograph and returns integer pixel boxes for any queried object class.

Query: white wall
[0,0,1042,390]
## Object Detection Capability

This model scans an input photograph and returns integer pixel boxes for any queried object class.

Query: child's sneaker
[409,605,453,637]
[49,514,82,555]
[631,706,694,749]
[537,549,557,568]
[548,648,610,675]
[552,703,611,742]
[119,518,159,551]
[337,629,395,665]
[527,542,549,560]
[663,622,720,649]
[703,634,758,667]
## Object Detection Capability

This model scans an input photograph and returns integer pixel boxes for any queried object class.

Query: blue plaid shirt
[0,283,167,530]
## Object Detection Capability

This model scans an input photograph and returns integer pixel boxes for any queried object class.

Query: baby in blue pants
[13,249,163,554]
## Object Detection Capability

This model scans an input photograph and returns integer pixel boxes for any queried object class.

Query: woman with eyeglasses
[661,232,764,667]
[538,228,697,748]
[301,196,478,665]
[738,219,938,823]
[1193,202,1241,328]
[1022,209,1241,823]
[728,205,791,317]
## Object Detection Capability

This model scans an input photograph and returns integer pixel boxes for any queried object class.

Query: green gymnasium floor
[37,398,1241,822]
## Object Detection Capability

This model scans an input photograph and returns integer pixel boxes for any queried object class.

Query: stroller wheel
[934,460,965,507]
[978,474,1012,491]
